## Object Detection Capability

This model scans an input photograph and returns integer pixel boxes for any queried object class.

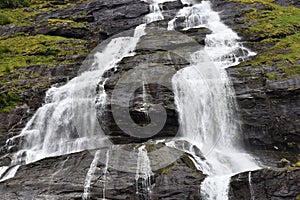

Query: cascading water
[83,150,101,200]
[249,171,255,200]
[102,150,110,200]
[135,145,153,199]
[6,25,145,165]
[169,1,261,199]
[83,149,110,200]
[0,12,149,182]
[0,0,262,199]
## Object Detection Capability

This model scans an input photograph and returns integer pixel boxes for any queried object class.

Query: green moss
[0,0,30,9]
[162,168,169,175]
[296,195,300,200]
[0,13,11,25]
[29,0,89,10]
[0,91,22,112]
[232,0,300,76]
[0,8,36,27]
[47,18,87,29]
[0,34,87,76]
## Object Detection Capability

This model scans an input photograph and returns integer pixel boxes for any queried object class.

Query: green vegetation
[0,0,30,9]
[0,8,34,26]
[47,18,88,29]
[232,0,300,77]
[0,34,87,76]
[0,0,91,112]
[0,13,11,25]
[0,91,22,112]
[162,168,169,175]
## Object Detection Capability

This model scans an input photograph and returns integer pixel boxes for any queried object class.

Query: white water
[249,171,255,200]
[0,0,262,199]
[83,150,101,200]
[4,0,176,167]
[0,165,20,182]
[82,149,110,200]
[102,150,110,200]
[4,22,146,170]
[169,1,260,199]
[135,145,153,199]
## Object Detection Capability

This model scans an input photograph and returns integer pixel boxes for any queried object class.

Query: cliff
[0,0,299,199]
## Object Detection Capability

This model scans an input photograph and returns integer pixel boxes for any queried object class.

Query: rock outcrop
[99,25,209,144]
[211,0,300,152]
[0,141,206,199]
[0,0,151,156]
[229,168,300,200]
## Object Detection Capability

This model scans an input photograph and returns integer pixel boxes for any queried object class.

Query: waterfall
[0,165,20,182]
[3,0,175,166]
[0,0,177,186]
[135,145,153,199]
[6,24,145,165]
[102,150,110,200]
[83,151,101,200]
[0,18,148,183]
[249,171,255,200]
[0,0,263,199]
[169,1,260,199]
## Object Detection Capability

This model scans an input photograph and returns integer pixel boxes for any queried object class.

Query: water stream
[0,0,262,199]
[169,1,260,199]
[135,145,153,199]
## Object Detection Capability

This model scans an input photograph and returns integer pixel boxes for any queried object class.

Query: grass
[0,1,92,112]
[0,34,87,76]
[47,18,88,29]
[0,91,22,112]
[0,13,11,25]
[232,0,300,77]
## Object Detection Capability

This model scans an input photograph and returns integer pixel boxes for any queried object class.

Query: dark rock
[229,168,300,200]
[0,0,150,41]
[273,0,300,7]
[98,27,207,144]
[0,142,206,199]
[0,0,152,158]
[161,0,184,20]
[207,0,300,152]
[227,65,300,152]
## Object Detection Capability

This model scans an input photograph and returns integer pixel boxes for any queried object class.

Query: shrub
[0,92,21,112]
[0,0,30,9]
[0,46,10,54]
[0,14,11,25]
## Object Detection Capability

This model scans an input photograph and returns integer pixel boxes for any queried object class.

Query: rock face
[98,25,208,144]
[229,168,300,200]
[0,0,300,199]
[0,142,206,200]
[228,65,300,151]
[0,0,151,157]
[210,0,300,152]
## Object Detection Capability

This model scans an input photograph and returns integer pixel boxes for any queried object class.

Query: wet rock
[208,0,300,152]
[229,168,300,200]
[98,27,208,144]
[0,0,151,158]
[227,65,300,151]
[0,142,206,199]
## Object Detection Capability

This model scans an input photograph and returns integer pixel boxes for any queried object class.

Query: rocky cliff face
[0,0,300,199]
[210,0,300,153]
[0,141,206,199]
[0,0,150,156]
[229,168,300,200]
